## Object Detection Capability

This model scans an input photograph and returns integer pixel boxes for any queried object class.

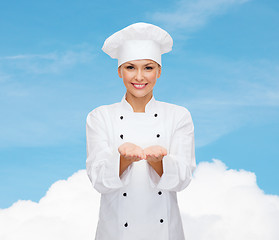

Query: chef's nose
[135,69,144,82]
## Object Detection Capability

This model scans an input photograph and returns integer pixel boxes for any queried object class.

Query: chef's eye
[126,65,134,70]
[145,66,153,70]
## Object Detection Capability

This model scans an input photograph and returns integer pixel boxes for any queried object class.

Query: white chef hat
[102,22,173,67]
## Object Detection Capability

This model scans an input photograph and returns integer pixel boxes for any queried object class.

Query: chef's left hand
[143,145,167,163]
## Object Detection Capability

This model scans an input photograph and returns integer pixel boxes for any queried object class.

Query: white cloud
[179,160,279,239]
[0,160,278,239]
[0,170,100,240]
[151,0,251,30]
[0,45,95,75]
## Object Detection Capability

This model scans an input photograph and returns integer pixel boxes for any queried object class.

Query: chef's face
[118,59,161,99]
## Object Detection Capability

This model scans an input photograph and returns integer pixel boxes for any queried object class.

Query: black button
[120,116,123,120]
[154,113,158,117]
[158,191,162,195]
[120,134,123,139]
[160,219,164,223]
[156,134,160,138]
[123,192,127,197]
[124,222,128,227]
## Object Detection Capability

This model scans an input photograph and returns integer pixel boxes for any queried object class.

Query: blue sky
[0,0,278,208]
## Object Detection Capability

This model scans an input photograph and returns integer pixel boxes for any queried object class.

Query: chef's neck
[125,92,153,113]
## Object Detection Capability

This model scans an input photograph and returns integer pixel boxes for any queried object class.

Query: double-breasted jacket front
[86,93,196,240]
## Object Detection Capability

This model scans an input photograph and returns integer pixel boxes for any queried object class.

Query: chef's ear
[118,65,123,78]
[157,64,162,79]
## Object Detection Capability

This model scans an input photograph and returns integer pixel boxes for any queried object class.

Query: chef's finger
[119,151,125,156]
[160,150,167,156]
[133,156,141,162]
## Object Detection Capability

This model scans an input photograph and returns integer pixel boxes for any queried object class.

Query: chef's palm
[144,145,167,162]
[118,142,145,162]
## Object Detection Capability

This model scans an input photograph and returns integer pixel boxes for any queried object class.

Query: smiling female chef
[86,22,196,240]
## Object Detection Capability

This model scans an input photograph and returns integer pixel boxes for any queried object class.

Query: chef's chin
[128,90,153,100]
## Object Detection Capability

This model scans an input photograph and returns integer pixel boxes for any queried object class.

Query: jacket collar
[120,93,156,113]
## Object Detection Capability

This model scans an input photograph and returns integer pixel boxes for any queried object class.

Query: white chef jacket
[86,93,196,240]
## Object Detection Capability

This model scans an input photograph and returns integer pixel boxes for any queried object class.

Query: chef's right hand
[118,142,146,162]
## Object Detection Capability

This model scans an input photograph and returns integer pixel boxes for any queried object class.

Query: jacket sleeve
[148,108,196,192]
[86,108,130,194]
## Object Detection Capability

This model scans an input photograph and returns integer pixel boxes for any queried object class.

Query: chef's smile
[131,83,148,89]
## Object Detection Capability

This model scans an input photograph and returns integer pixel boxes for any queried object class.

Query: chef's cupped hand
[144,145,167,163]
[118,142,167,163]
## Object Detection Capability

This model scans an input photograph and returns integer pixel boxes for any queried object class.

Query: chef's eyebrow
[125,62,134,65]
[124,61,156,66]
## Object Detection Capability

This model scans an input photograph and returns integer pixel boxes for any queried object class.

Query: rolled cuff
[87,149,133,194]
[148,154,179,189]
[147,154,193,192]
